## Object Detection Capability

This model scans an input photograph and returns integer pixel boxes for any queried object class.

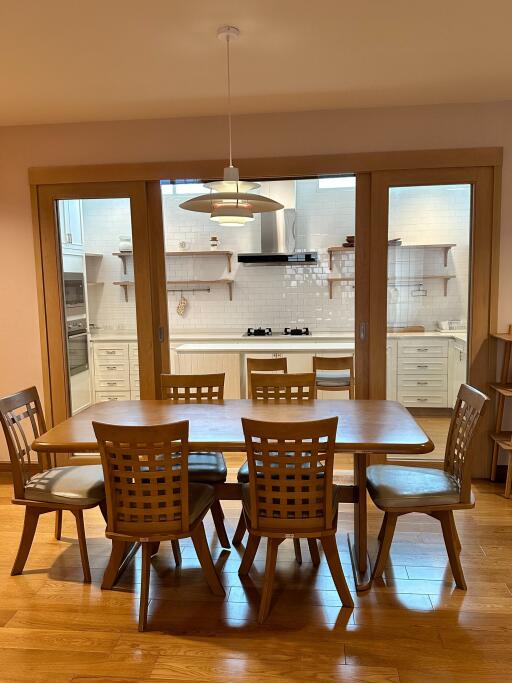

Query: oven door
[64,272,86,316]
[67,331,89,376]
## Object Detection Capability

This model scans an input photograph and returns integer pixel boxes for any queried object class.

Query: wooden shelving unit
[490,326,512,497]
[113,250,233,274]
[327,274,455,299]
[327,243,456,270]
[113,279,234,302]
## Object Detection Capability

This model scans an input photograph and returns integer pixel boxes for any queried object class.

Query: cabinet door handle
[106,382,117,386]
[416,364,429,368]
[105,350,116,355]
[416,397,428,402]
[416,347,429,352]
[417,381,428,385]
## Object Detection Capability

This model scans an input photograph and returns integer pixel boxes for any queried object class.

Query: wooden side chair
[161,373,230,549]
[313,355,354,399]
[93,420,225,631]
[246,356,287,398]
[239,416,353,622]
[0,387,105,583]
[367,384,489,588]
[233,372,317,563]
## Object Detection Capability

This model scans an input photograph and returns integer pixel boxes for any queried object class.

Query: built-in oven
[66,316,89,376]
[63,271,86,317]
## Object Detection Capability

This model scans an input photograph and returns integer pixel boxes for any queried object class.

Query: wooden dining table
[32,398,434,591]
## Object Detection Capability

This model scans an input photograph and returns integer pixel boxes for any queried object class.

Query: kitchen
[60,175,470,458]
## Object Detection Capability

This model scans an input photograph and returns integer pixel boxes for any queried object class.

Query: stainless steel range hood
[237,208,317,265]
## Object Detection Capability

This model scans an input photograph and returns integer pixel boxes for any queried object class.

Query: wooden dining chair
[233,372,317,563]
[246,356,287,398]
[239,416,353,622]
[160,373,230,550]
[0,387,105,583]
[93,420,225,631]
[313,356,354,399]
[367,384,489,588]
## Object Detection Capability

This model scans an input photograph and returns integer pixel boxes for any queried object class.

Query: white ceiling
[1,0,512,126]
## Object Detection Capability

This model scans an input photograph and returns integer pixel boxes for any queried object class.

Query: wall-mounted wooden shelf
[327,243,456,270]
[113,250,233,274]
[85,252,103,258]
[327,274,455,299]
[113,279,234,302]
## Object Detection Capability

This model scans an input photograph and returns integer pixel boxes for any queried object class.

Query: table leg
[348,452,372,591]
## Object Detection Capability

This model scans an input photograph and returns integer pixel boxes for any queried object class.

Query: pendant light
[179,25,283,226]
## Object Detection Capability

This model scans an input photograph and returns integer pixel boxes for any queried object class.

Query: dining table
[32,398,434,591]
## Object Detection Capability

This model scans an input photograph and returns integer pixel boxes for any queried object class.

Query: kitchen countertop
[174,341,356,353]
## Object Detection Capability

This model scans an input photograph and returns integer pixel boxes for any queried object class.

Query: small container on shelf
[210,235,220,250]
[118,235,132,252]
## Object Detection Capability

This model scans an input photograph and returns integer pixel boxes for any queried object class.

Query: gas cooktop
[245,327,311,337]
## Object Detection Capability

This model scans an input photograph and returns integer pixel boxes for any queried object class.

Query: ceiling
[1,0,512,126]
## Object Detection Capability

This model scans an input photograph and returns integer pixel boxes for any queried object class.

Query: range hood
[237,208,318,265]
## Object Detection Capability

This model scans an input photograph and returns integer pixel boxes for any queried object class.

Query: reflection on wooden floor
[1,470,511,681]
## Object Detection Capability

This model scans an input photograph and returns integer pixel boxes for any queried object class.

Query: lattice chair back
[444,384,489,504]
[246,357,288,398]
[0,387,47,499]
[161,373,225,402]
[93,421,190,539]
[250,373,316,402]
[242,417,338,535]
[313,355,354,373]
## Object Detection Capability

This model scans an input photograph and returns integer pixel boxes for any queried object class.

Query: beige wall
[0,101,510,459]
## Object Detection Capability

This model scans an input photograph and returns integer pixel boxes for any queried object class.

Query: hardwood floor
[1,468,511,682]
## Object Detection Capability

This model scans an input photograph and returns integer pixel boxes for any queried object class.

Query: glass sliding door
[385,184,472,460]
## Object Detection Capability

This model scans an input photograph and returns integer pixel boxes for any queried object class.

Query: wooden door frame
[31,147,501,477]
[369,166,500,476]
[34,181,169,428]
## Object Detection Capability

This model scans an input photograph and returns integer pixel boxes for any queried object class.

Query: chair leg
[210,500,231,549]
[138,543,151,632]
[307,538,321,567]
[448,511,462,553]
[259,537,280,623]
[171,540,182,566]
[293,538,302,565]
[232,511,246,546]
[11,506,42,576]
[148,541,160,557]
[54,510,63,540]
[102,539,128,589]
[372,512,398,579]
[320,535,353,608]
[239,533,261,575]
[99,499,108,525]
[438,510,467,590]
[191,521,225,597]
[73,509,91,583]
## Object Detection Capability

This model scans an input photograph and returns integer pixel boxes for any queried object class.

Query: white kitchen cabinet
[58,200,83,250]
[386,340,397,400]
[397,338,449,407]
[448,339,467,406]
[173,352,241,398]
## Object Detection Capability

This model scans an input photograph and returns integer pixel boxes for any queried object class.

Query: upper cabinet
[58,200,84,251]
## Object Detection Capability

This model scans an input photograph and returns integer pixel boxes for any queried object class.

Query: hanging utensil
[176,291,188,316]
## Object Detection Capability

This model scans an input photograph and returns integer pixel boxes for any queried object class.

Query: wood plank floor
[1,467,511,682]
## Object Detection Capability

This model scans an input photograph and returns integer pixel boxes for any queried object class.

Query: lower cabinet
[172,352,241,399]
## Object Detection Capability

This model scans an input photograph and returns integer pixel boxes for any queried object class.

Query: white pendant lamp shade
[179,26,283,225]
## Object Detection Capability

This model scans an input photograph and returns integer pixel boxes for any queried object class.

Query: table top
[32,399,434,456]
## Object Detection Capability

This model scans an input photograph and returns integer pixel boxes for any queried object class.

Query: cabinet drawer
[130,390,140,400]
[398,391,448,407]
[95,391,130,402]
[398,358,448,374]
[398,340,448,357]
[131,376,140,389]
[129,343,139,360]
[398,375,448,390]
[93,344,129,361]
[95,377,130,391]
[95,362,130,378]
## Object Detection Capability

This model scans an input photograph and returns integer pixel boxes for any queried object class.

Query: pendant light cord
[226,34,233,168]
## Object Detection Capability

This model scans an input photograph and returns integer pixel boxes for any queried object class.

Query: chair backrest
[444,384,489,503]
[313,355,354,374]
[242,417,338,535]
[246,357,287,398]
[93,421,190,539]
[0,387,47,499]
[250,372,316,402]
[161,373,225,402]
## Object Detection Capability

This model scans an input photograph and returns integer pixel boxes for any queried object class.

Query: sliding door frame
[31,147,501,476]
[34,181,169,428]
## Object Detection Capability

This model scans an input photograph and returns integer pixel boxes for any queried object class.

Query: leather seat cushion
[188,483,216,524]
[315,370,351,388]
[237,458,325,484]
[241,483,342,521]
[188,451,227,484]
[24,465,105,506]
[366,465,461,509]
